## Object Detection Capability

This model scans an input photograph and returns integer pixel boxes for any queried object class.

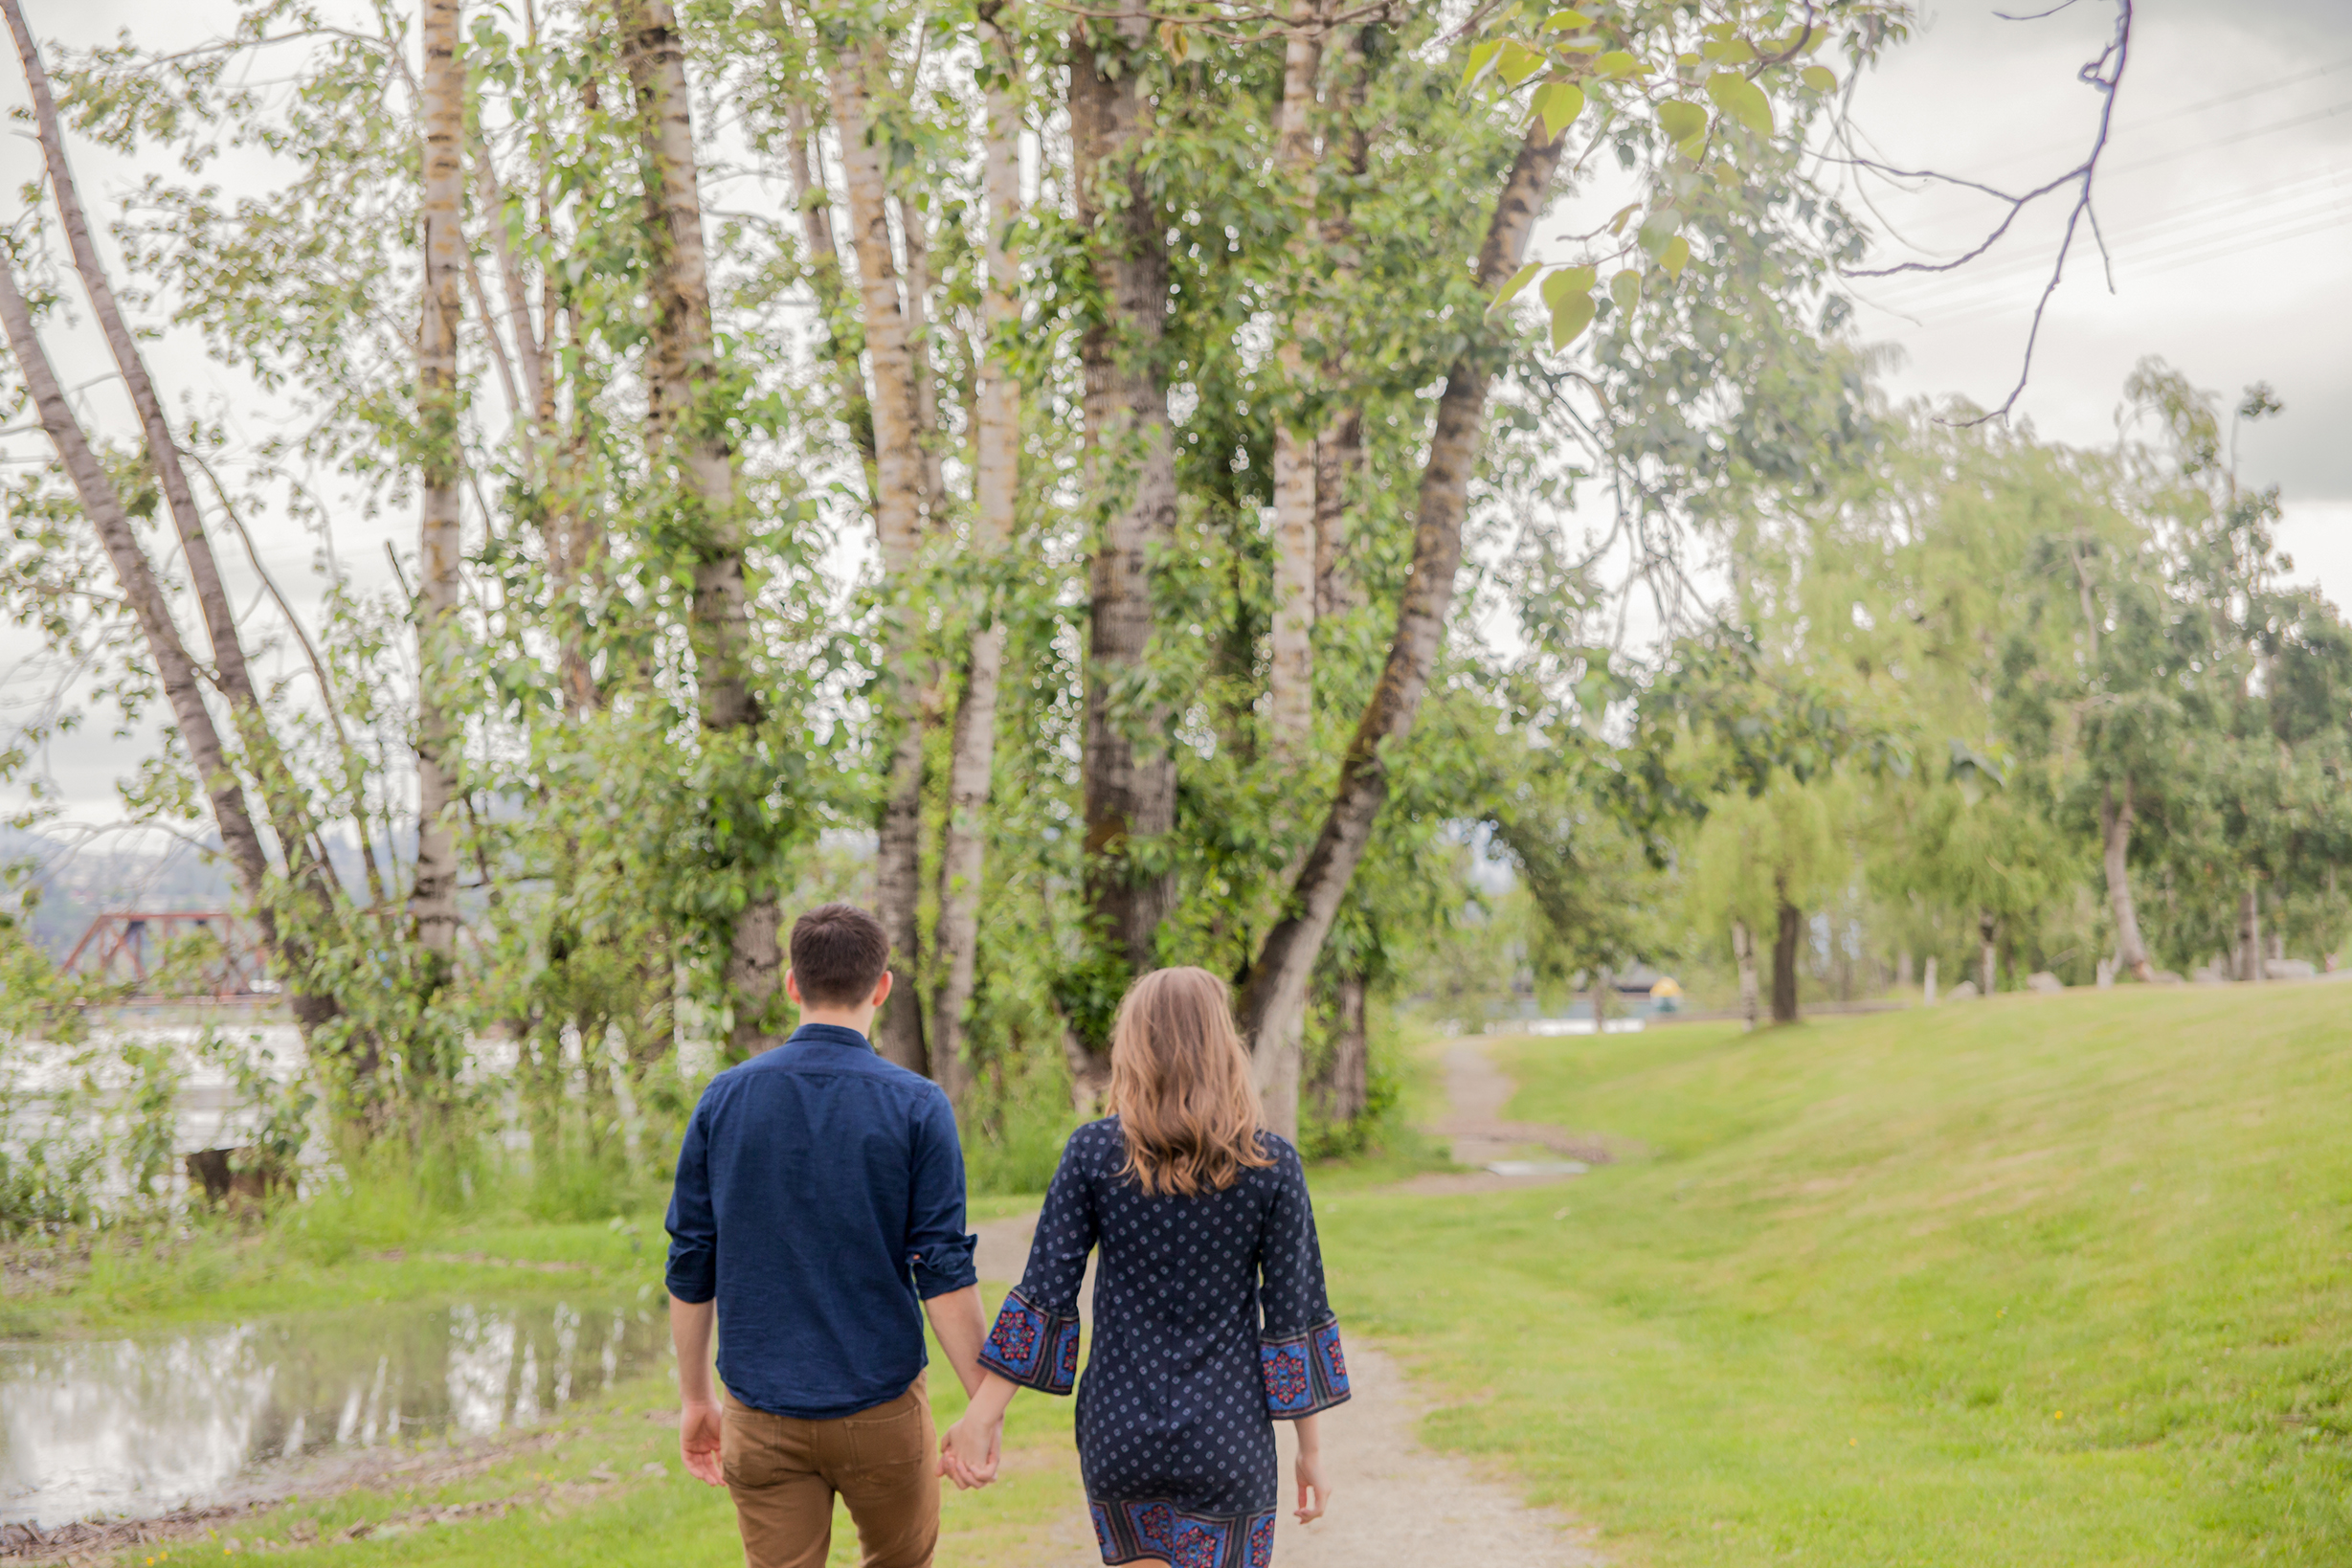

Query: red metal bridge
[60,910,271,999]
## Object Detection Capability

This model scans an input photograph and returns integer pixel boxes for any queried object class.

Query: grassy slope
[1314,984,2352,1566]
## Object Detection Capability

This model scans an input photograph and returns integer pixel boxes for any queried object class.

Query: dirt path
[1389,1041,1612,1196]
[969,1037,1608,1567]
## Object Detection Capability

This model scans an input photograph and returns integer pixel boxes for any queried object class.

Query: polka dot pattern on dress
[979,1119,1349,1568]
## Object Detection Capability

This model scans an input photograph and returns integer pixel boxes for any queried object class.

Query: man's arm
[923,1284,988,1398]
[663,1100,724,1486]
[670,1294,725,1487]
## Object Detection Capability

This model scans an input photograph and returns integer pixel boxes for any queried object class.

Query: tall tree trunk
[0,264,301,997]
[414,0,466,969]
[615,0,779,1060]
[930,0,1022,1108]
[2098,778,2153,981]
[1771,891,1801,1024]
[5,4,349,1041]
[1310,969,1368,1125]
[1313,413,1363,617]
[1732,917,1758,1031]
[1072,6,1180,1022]
[1264,0,1324,762]
[1979,910,1998,997]
[829,38,935,1075]
[1238,123,1568,1139]
[1310,29,1372,624]
[2238,885,2262,983]
[778,90,876,498]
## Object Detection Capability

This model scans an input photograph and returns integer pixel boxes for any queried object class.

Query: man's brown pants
[721,1377,939,1568]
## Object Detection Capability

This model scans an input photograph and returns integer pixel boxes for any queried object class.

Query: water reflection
[0,1291,671,1527]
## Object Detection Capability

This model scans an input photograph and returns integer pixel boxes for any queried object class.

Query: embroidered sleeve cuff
[1259,1317,1350,1419]
[978,1287,1082,1395]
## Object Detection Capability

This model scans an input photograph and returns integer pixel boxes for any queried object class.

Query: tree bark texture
[616,0,779,1059]
[1732,918,1758,1031]
[413,0,466,967]
[1771,894,1801,1024]
[1264,0,1324,763]
[2237,885,2262,983]
[2098,779,2153,980]
[1073,11,1181,993]
[1310,969,1369,1124]
[1238,123,1568,1139]
[829,39,937,1075]
[930,0,1023,1108]
[1309,32,1372,623]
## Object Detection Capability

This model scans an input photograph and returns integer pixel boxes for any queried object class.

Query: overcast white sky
[2,0,2347,829]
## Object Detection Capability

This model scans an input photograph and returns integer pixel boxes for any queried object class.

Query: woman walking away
[943,967,1349,1567]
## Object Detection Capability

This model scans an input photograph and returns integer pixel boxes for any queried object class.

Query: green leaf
[1659,235,1691,278]
[1596,50,1643,78]
[1700,37,1757,65]
[1489,261,1542,316]
[1801,64,1838,93]
[1610,267,1642,314]
[1656,100,1707,148]
[1706,70,1774,137]
[1461,39,1504,92]
[1546,286,1598,349]
[1540,9,1598,30]
[1637,208,1680,254]
[1498,40,1546,87]
[1606,203,1640,235]
[1532,80,1586,140]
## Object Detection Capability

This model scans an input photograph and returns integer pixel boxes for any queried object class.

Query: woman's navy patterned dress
[977,1119,1349,1568]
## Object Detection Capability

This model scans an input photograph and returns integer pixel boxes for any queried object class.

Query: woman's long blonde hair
[1107,967,1273,1197]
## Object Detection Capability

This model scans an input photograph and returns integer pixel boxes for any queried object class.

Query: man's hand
[681,1397,727,1487]
[939,1412,1001,1490]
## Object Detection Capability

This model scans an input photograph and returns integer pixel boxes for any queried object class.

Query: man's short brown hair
[789,903,891,1006]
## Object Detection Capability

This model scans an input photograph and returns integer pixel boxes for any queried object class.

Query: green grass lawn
[1316,983,2352,1565]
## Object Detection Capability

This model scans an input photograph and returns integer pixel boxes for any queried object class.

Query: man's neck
[795,1009,875,1038]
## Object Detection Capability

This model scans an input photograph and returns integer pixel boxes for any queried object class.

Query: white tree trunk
[616,0,779,1058]
[413,0,466,967]
[1733,919,1758,1031]
[1239,123,1568,1140]
[1264,0,1324,763]
[930,0,1023,1108]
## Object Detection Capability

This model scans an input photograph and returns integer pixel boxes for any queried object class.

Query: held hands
[1293,1448,1332,1524]
[680,1398,727,1487]
[939,1412,1003,1490]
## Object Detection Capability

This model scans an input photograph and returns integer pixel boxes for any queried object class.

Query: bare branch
[1838,0,2135,423]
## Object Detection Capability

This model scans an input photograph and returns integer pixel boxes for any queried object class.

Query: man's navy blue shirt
[664,1022,978,1420]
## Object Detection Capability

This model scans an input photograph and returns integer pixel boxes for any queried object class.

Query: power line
[1854,166,2352,307]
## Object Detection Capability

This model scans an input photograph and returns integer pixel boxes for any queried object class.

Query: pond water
[0,1289,673,1527]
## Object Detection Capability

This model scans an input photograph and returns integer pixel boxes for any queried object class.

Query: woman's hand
[940,1412,1002,1490]
[1292,1446,1332,1523]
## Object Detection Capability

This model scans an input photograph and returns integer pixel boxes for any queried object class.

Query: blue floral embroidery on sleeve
[1258,1314,1350,1418]
[981,1287,1081,1394]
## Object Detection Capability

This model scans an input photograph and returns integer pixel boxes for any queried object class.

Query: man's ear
[870,969,894,1008]
[784,970,803,1007]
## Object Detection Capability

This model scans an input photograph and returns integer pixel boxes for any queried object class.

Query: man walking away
[667,903,986,1568]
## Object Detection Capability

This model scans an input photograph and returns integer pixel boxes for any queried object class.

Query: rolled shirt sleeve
[663,1097,718,1304]
[906,1087,979,1299]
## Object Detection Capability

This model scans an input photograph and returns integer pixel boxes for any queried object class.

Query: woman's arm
[1292,1411,1330,1522]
